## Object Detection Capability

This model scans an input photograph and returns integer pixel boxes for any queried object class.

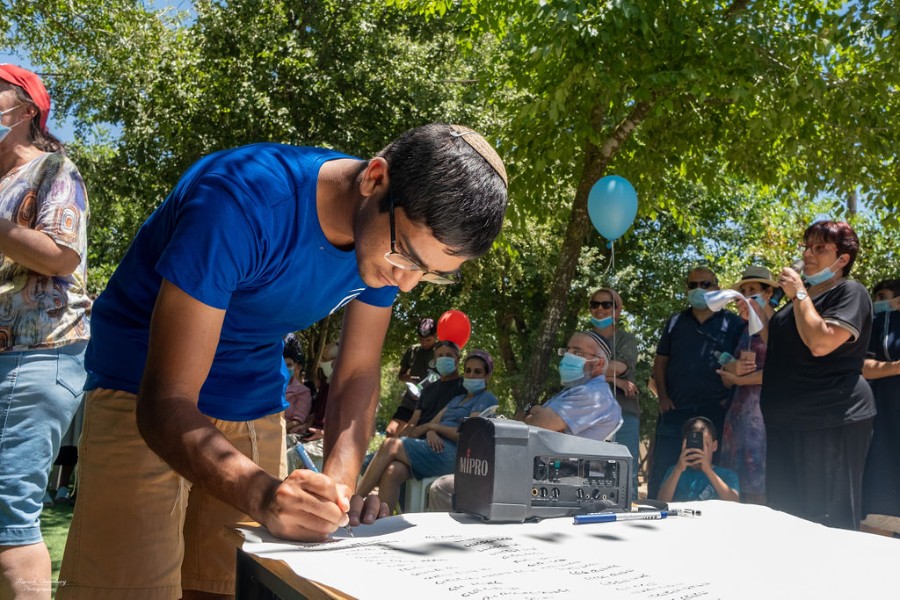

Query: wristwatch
[794,290,808,302]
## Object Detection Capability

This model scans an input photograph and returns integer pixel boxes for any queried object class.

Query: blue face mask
[688,288,708,310]
[804,258,840,286]
[590,316,613,329]
[559,352,589,387]
[0,105,24,143]
[434,356,457,376]
[874,300,893,314]
[462,378,486,393]
[750,294,767,309]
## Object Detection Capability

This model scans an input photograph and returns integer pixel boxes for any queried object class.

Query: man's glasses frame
[383,191,461,285]
[687,281,714,290]
[557,347,603,360]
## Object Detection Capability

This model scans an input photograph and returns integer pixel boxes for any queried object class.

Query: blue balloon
[587,175,638,241]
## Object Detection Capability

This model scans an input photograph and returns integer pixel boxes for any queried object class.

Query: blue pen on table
[574,510,669,524]
[294,444,354,537]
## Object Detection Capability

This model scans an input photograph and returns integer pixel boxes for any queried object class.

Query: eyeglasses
[383,191,461,285]
[797,243,835,256]
[589,300,615,310]
[687,281,714,290]
[557,347,602,360]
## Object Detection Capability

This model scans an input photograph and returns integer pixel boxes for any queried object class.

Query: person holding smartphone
[657,417,740,503]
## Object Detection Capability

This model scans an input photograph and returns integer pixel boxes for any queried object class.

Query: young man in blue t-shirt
[59,124,508,599]
[657,417,741,503]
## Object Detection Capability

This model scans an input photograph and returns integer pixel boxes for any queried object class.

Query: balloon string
[601,240,619,396]
[599,241,614,278]
[609,241,617,396]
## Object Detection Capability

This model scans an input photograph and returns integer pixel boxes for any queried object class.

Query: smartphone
[685,430,704,450]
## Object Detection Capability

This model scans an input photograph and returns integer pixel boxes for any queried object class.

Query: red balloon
[437,310,471,349]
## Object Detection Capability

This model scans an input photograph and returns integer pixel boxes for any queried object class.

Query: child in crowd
[657,417,740,502]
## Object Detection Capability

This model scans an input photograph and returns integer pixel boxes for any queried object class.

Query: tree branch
[597,99,654,164]
[724,0,751,19]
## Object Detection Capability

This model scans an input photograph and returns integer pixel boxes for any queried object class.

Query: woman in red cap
[0,64,91,597]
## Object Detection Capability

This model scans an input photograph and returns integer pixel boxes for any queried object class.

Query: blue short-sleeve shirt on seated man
[662,465,741,502]
[85,144,398,421]
[543,375,623,442]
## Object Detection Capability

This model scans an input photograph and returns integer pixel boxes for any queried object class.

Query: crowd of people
[1,62,897,600]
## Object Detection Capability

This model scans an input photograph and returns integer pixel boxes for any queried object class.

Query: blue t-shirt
[86,144,398,420]
[662,465,741,501]
[543,375,623,442]
[438,391,499,430]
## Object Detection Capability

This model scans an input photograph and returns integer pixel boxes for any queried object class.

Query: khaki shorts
[58,389,286,599]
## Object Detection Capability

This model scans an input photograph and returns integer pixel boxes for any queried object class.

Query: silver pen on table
[294,444,354,537]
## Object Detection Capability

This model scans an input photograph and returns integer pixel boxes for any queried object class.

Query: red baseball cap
[0,64,51,133]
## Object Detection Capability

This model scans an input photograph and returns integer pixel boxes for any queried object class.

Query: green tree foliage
[1,0,508,290]
[2,1,896,437]
[390,0,900,403]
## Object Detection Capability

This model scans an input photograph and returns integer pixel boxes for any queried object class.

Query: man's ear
[359,157,390,198]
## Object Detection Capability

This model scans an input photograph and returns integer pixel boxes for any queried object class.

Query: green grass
[40,501,74,595]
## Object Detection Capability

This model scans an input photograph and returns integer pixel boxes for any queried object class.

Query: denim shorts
[0,341,87,545]
[401,437,458,480]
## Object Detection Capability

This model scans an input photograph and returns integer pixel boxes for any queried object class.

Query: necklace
[0,155,41,184]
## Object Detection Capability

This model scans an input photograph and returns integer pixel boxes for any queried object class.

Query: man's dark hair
[687,266,718,286]
[682,416,717,441]
[282,334,305,365]
[417,317,436,338]
[377,123,508,258]
[873,279,900,297]
[433,340,460,356]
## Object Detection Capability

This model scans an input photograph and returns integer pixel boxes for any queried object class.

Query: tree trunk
[517,100,654,407]
[517,148,602,405]
[496,311,520,375]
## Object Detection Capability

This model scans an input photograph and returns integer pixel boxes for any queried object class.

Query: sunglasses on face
[589,300,615,310]
[687,281,714,290]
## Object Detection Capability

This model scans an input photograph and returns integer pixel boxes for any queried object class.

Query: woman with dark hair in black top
[758,220,874,531]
